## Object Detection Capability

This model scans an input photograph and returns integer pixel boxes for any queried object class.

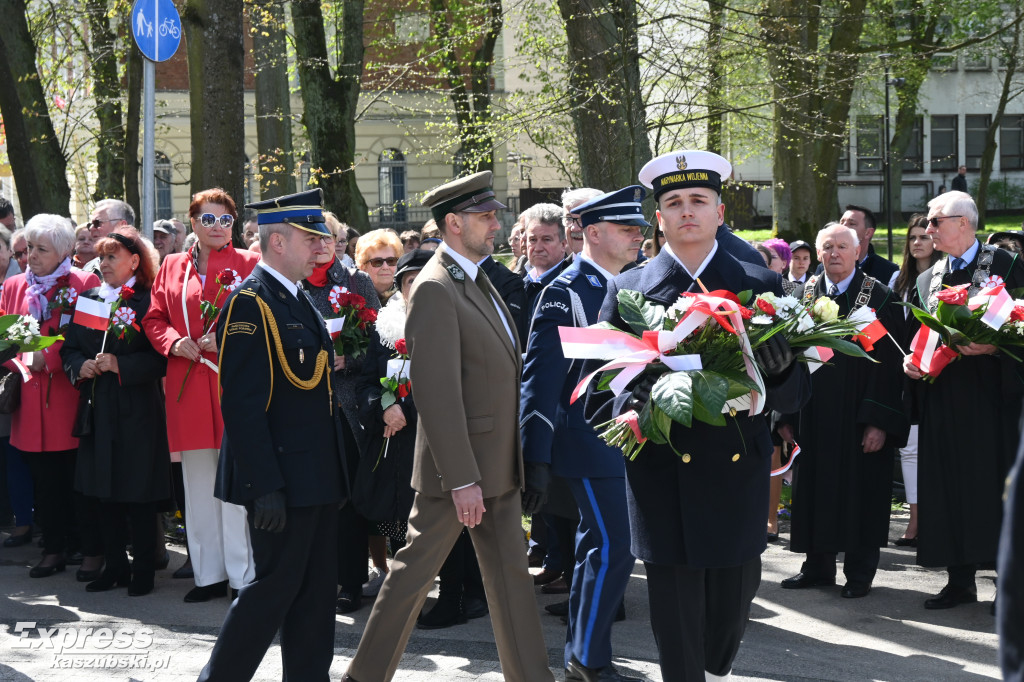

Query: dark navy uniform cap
[421,171,507,225]
[638,150,732,200]
[244,188,331,237]
[789,239,813,254]
[573,185,651,228]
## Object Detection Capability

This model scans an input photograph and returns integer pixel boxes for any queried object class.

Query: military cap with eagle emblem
[638,150,733,200]
[572,185,651,228]
[245,188,332,237]
[421,170,507,225]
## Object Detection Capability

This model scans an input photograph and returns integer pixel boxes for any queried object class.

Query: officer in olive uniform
[198,189,349,682]
[521,186,649,682]
[584,151,810,681]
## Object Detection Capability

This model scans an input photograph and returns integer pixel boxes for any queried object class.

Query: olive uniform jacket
[406,243,524,499]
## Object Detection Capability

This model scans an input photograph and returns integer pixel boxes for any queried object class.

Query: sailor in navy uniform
[198,189,349,682]
[521,186,648,682]
[586,151,810,681]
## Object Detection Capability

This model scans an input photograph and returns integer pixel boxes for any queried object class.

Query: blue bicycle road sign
[131,0,182,63]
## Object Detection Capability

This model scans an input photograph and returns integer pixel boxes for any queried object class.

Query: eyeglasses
[90,217,118,230]
[366,257,398,268]
[198,213,234,229]
[13,250,26,260]
[927,215,962,227]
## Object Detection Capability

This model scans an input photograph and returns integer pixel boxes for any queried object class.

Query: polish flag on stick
[72,296,110,331]
[980,285,1014,330]
[909,325,958,377]
[325,316,346,340]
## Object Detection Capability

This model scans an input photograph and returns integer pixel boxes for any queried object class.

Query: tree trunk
[706,0,724,155]
[183,0,247,245]
[557,0,651,190]
[251,0,295,199]
[0,0,71,217]
[976,20,1021,228]
[291,0,369,232]
[124,46,143,220]
[87,0,126,203]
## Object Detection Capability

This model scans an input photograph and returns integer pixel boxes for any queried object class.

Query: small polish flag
[803,346,834,374]
[854,319,888,351]
[981,285,1014,330]
[325,316,346,340]
[72,296,110,331]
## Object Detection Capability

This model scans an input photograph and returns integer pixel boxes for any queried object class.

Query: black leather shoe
[416,597,466,629]
[172,561,194,579]
[781,572,836,589]
[341,673,360,682]
[76,566,104,582]
[87,568,131,592]
[840,582,871,598]
[463,595,488,619]
[924,585,977,610]
[767,532,780,543]
[128,572,154,596]
[893,537,917,547]
[545,599,570,616]
[3,532,32,547]
[184,580,229,603]
[30,559,67,578]
[336,590,362,614]
[565,655,643,681]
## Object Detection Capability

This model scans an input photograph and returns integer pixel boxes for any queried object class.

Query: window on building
[837,133,850,174]
[966,114,991,170]
[901,116,924,173]
[856,116,882,174]
[930,115,958,172]
[1001,115,1024,171]
[378,148,407,223]
[155,152,172,220]
[962,49,990,71]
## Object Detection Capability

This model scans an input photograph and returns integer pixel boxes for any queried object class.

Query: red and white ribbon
[909,325,958,377]
[971,283,1014,330]
[771,441,801,477]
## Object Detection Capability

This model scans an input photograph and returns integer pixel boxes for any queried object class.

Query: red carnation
[935,284,969,306]
[755,298,776,316]
[1011,305,1024,323]
[395,338,408,355]
[120,285,135,300]
[739,306,753,320]
[397,382,411,398]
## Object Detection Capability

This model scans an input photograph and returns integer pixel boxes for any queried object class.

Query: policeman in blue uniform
[585,151,810,681]
[521,186,648,682]
[198,189,349,682]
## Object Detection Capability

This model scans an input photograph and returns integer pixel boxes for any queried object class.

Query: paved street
[0,510,1002,681]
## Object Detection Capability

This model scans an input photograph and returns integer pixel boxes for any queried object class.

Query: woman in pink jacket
[142,188,259,602]
[0,215,99,577]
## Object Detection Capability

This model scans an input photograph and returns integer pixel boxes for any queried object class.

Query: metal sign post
[131,0,181,240]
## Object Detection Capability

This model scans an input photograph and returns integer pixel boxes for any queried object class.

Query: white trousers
[899,424,919,504]
[181,448,254,588]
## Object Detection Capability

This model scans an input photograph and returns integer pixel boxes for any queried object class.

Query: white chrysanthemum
[374,295,407,350]
[666,296,694,320]
[751,314,773,325]
[775,295,801,319]
[795,310,814,332]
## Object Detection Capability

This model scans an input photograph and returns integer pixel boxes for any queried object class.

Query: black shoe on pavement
[3,532,33,548]
[545,599,570,616]
[416,597,466,629]
[336,590,362,614]
[463,595,488,619]
[924,585,977,610]
[840,582,871,598]
[184,580,228,603]
[86,567,131,592]
[565,655,643,681]
[781,572,836,589]
[128,572,154,596]
[172,560,194,580]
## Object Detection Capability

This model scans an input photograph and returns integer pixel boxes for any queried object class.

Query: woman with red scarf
[142,188,258,603]
[304,212,380,614]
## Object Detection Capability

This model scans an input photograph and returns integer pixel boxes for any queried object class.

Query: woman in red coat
[142,188,258,602]
[0,215,100,577]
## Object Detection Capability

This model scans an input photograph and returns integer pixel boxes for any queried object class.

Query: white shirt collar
[98,275,137,303]
[444,246,481,281]
[527,263,559,282]
[662,240,719,281]
[788,272,806,283]
[577,255,616,282]
[949,240,980,267]
[824,269,856,295]
[257,261,299,298]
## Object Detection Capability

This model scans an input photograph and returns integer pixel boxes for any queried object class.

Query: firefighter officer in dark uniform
[521,186,648,682]
[584,151,810,681]
[197,188,349,682]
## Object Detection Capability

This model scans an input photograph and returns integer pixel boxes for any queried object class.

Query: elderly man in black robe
[905,190,1024,610]
[779,223,908,599]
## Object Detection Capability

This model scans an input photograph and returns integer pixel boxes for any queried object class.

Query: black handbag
[71,389,93,438]
[0,368,21,414]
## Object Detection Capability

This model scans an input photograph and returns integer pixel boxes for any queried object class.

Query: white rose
[812,296,840,323]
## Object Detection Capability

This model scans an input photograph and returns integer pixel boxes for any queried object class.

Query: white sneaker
[362,567,387,597]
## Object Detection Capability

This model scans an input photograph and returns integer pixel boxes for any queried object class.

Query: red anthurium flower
[755,298,776,316]
[935,284,969,305]
[395,338,408,355]
[707,290,741,306]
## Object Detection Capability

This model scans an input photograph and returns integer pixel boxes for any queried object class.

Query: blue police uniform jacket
[521,259,625,479]
[214,266,349,508]
[521,258,570,346]
[583,248,809,567]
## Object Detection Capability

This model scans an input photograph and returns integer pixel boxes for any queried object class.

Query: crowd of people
[0,147,1021,682]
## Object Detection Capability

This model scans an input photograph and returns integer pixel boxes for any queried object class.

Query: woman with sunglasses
[0,215,100,577]
[142,188,258,603]
[356,229,403,303]
[306,216,383,614]
[62,228,169,595]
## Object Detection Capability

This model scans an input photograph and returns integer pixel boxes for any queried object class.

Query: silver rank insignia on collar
[299,349,305,363]
[446,263,465,281]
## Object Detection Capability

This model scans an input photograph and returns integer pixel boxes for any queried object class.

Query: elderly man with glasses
[904,190,1024,611]
[83,199,136,276]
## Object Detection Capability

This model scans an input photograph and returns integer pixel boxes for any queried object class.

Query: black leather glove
[521,462,551,516]
[625,371,659,413]
[252,490,287,533]
[755,333,795,377]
